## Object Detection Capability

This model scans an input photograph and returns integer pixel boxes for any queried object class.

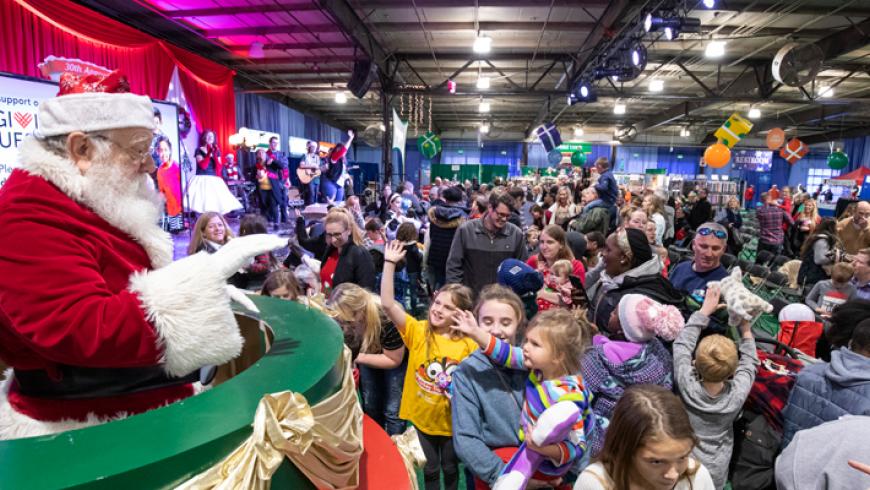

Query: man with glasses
[0,71,282,439]
[838,201,870,256]
[670,222,730,301]
[446,192,527,295]
[757,191,794,258]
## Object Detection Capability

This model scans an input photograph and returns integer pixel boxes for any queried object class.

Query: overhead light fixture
[646,13,701,40]
[574,127,584,137]
[479,100,490,113]
[629,43,647,71]
[705,40,727,58]
[613,103,626,115]
[473,34,492,53]
[680,127,691,138]
[447,79,457,94]
[335,92,348,104]
[748,107,761,119]
[818,85,834,98]
[568,79,597,105]
[248,41,265,59]
[649,79,664,92]
[378,123,386,131]
[703,0,716,7]
[476,76,490,89]
[479,122,490,134]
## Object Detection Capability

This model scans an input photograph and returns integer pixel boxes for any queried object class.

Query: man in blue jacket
[593,157,619,230]
[781,317,870,448]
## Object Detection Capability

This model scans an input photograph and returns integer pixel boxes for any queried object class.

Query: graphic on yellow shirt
[415,356,460,397]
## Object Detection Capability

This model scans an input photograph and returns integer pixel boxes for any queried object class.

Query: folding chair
[755,250,775,266]
[721,253,737,271]
[737,259,753,274]
[771,255,790,269]
[762,271,790,298]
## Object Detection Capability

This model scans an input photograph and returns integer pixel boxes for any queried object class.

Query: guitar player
[265,136,290,223]
[321,129,355,203]
[299,140,321,205]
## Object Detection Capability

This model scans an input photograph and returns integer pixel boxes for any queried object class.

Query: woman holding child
[527,225,586,312]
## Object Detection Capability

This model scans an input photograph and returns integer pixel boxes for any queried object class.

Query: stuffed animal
[493,401,581,490]
[709,267,772,326]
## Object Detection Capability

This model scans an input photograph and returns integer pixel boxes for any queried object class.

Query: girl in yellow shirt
[381,240,478,490]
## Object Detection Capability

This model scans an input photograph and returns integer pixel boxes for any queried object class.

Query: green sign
[556,141,592,153]
[645,168,667,175]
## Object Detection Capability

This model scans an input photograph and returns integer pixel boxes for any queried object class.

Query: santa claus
[0,71,283,439]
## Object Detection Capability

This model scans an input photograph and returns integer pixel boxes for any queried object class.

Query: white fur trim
[36,93,154,138]
[0,373,120,440]
[128,252,244,377]
[17,138,173,268]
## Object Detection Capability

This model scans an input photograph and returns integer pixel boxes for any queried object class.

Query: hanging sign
[38,56,111,82]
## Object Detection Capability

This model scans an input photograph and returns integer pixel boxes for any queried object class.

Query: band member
[321,129,355,203]
[224,153,239,182]
[255,149,282,228]
[187,129,242,215]
[156,137,185,233]
[300,140,321,205]
[265,136,290,223]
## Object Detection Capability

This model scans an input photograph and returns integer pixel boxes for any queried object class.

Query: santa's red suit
[0,71,283,439]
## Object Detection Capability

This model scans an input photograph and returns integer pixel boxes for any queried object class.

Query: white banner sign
[0,73,180,188]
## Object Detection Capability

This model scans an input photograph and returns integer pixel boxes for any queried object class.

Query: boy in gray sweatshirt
[804,262,856,315]
[673,284,759,490]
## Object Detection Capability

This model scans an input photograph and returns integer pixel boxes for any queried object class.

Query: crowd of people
[199,157,870,490]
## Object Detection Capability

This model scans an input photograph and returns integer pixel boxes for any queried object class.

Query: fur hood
[17,138,173,268]
[428,204,468,228]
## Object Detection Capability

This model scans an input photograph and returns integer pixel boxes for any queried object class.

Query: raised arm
[674,285,721,389]
[380,240,408,333]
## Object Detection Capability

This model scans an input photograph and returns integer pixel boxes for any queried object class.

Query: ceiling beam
[638,17,870,135]
[204,24,343,37]
[223,42,354,51]
[714,1,870,18]
[164,3,321,17]
[242,55,358,64]
[372,21,596,32]
[802,125,870,144]
[358,0,608,7]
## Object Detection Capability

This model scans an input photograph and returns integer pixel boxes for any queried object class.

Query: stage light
[479,100,490,113]
[748,107,761,119]
[568,80,597,105]
[335,92,348,104]
[479,122,490,134]
[447,79,457,94]
[818,85,834,98]
[613,103,626,115]
[705,40,727,58]
[574,127,584,137]
[248,41,265,59]
[630,43,647,70]
[593,64,635,81]
[649,79,664,92]
[477,76,490,89]
[646,14,700,40]
[473,35,492,53]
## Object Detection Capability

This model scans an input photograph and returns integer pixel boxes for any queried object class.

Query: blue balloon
[547,149,563,166]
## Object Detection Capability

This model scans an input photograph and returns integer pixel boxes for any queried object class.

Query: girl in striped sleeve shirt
[452,308,595,489]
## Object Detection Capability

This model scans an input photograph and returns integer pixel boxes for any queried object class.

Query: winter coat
[319,241,377,291]
[781,348,870,448]
[426,204,467,277]
[568,201,609,236]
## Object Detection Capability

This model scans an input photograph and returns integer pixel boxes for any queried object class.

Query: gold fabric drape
[390,426,427,490]
[178,347,363,490]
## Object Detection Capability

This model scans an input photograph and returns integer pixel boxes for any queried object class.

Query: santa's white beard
[80,150,165,237]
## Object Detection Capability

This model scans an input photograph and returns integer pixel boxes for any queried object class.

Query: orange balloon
[704,143,731,168]
[766,128,786,150]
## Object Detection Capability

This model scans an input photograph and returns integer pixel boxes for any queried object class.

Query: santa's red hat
[36,70,155,137]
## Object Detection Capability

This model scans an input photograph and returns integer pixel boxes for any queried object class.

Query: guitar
[296,152,322,184]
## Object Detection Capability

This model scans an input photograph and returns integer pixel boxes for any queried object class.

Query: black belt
[14,365,204,400]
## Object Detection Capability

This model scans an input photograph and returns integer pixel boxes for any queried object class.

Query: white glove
[226,284,259,313]
[211,234,286,279]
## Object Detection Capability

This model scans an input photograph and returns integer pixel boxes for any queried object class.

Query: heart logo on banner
[14,112,34,129]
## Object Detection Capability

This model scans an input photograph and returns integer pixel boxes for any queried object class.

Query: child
[396,222,426,315]
[541,259,574,310]
[526,226,541,256]
[451,308,595,489]
[233,214,280,290]
[575,385,715,489]
[581,294,683,456]
[583,231,605,270]
[672,284,758,490]
[805,262,856,317]
[260,269,302,300]
[381,241,478,490]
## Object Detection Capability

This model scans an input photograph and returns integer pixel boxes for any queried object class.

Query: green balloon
[570,151,586,166]
[827,151,849,170]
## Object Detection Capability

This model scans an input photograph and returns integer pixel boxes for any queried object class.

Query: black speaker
[347,60,377,99]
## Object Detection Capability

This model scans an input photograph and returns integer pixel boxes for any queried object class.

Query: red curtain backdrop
[0,0,236,149]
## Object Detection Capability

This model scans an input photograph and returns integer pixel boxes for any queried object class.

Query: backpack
[730,409,780,490]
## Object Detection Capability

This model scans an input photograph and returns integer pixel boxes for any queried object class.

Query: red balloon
[704,143,731,168]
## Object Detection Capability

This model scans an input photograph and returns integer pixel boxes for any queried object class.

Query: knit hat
[566,231,587,260]
[618,294,685,342]
[498,259,544,296]
[36,70,155,138]
[778,303,815,323]
[620,228,653,267]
